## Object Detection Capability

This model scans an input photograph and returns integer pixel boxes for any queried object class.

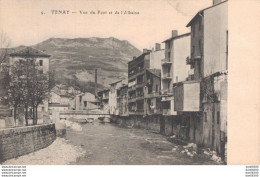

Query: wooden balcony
[162,73,172,80]
[161,58,172,65]
[146,92,160,99]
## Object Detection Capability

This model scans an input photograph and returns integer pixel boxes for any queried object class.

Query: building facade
[75,92,98,111]
[174,0,228,158]
[161,31,191,116]
[118,85,129,117]
[109,80,125,115]
[128,49,162,116]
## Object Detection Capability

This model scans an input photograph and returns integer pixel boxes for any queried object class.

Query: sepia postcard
[0,0,259,171]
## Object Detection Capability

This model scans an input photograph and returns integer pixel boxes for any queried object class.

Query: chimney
[94,68,97,97]
[172,30,178,38]
[213,0,223,5]
[155,43,161,51]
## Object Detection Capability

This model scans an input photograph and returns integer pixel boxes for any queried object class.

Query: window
[79,96,82,102]
[168,52,171,59]
[156,85,158,92]
[39,60,43,66]
[42,107,45,111]
[84,101,87,107]
[217,112,220,124]
[204,112,207,122]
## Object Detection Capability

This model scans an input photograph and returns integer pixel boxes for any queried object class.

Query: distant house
[48,84,79,111]
[48,91,71,111]
[118,84,128,117]
[75,92,99,111]
[109,80,126,115]
[97,89,110,114]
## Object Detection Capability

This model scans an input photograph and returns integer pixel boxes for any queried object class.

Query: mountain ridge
[13,37,142,93]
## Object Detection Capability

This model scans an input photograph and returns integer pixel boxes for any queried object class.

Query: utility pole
[95,68,97,97]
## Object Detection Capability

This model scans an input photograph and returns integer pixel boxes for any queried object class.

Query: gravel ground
[3,137,85,165]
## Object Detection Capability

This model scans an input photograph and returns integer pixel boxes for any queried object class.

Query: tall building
[174,0,228,158]
[128,48,162,116]
[161,30,191,116]
[186,0,228,80]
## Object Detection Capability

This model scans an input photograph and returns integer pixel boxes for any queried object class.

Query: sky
[0,0,212,50]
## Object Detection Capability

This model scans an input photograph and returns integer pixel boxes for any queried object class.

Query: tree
[6,58,53,125]
[0,31,11,65]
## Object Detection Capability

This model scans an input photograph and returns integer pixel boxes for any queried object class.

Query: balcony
[136,82,144,88]
[146,92,160,99]
[161,89,173,95]
[136,94,144,100]
[129,110,143,115]
[128,70,145,81]
[161,96,173,102]
[162,73,172,80]
[128,85,136,92]
[186,55,202,65]
[128,97,136,103]
[186,57,193,65]
[161,58,172,65]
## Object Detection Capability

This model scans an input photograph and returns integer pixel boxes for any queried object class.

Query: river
[66,121,216,165]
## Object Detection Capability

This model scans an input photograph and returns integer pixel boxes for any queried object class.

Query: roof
[186,0,228,27]
[120,84,128,89]
[162,33,191,43]
[173,80,201,87]
[9,47,51,57]
[48,103,69,107]
[97,88,110,93]
[146,69,161,78]
[127,53,148,64]
[109,79,123,86]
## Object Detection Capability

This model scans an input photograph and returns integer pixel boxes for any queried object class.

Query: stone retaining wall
[111,115,179,135]
[0,123,56,163]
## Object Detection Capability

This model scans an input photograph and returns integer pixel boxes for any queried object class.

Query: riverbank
[3,137,85,165]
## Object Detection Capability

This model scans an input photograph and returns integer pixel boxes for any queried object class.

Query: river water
[66,121,216,165]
